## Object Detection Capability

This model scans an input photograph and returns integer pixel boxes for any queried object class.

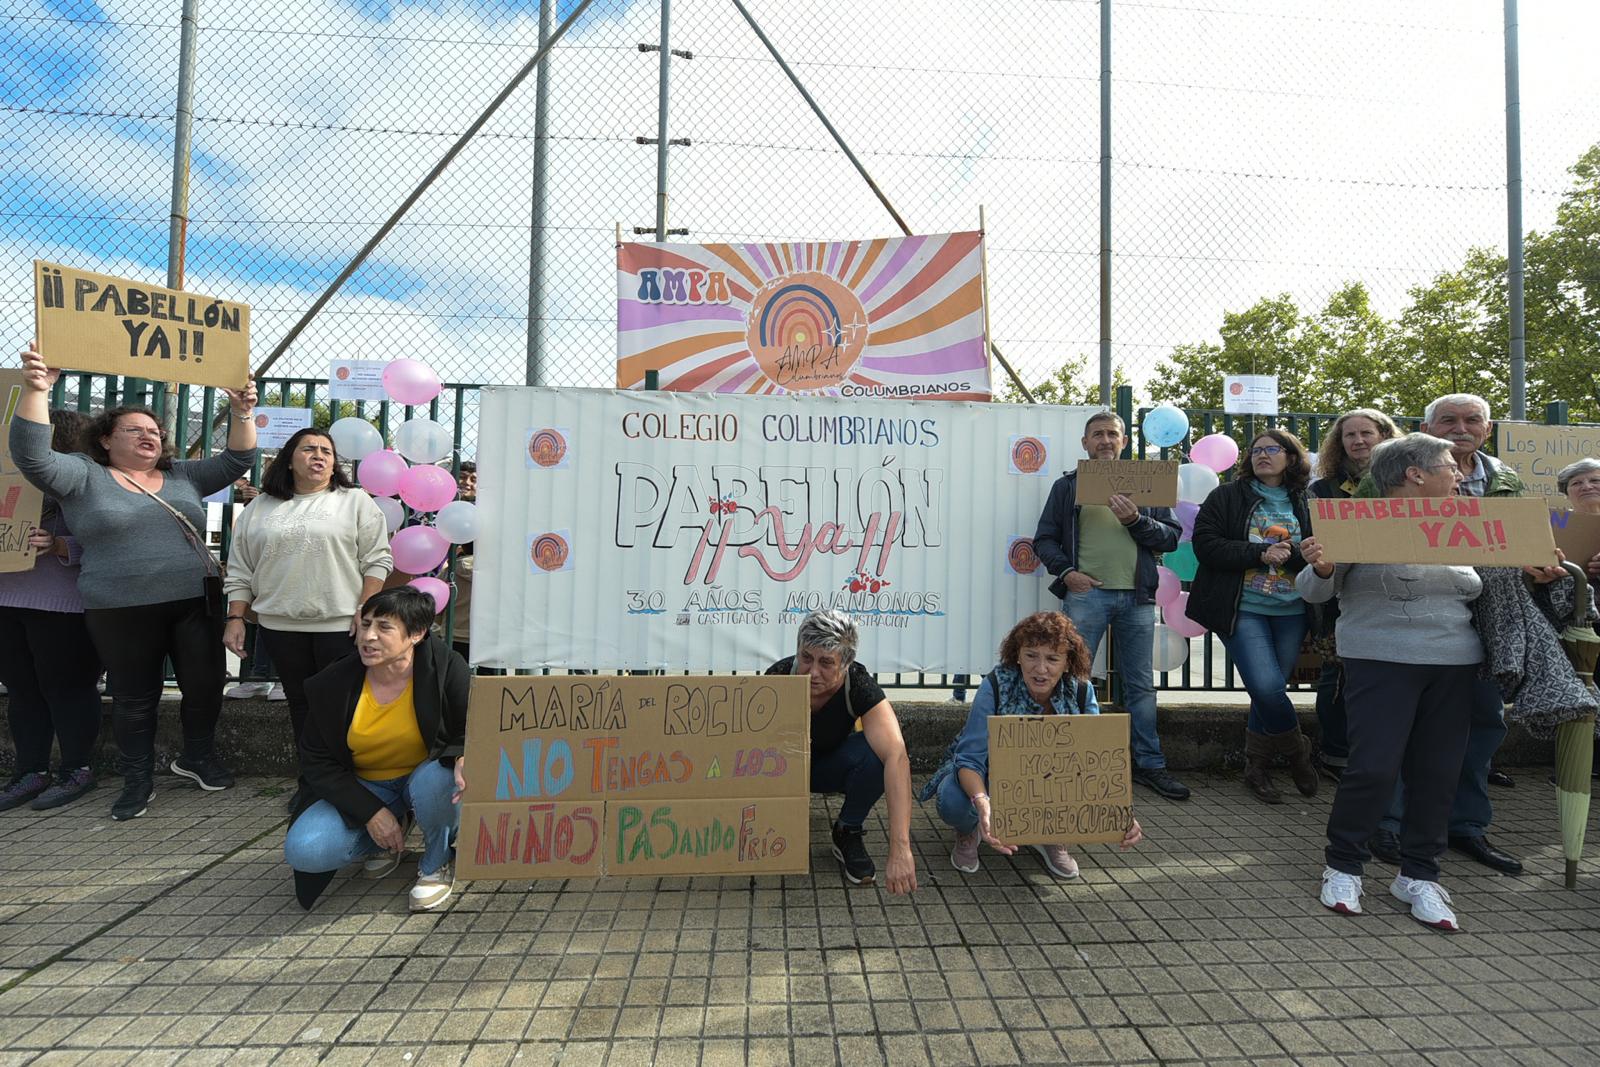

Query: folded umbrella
[1553,562,1599,890]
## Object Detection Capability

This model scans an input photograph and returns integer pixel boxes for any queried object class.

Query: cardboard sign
[986,713,1133,846]
[327,359,387,401]
[1223,374,1278,415]
[0,371,45,574]
[1550,508,1600,567]
[1075,460,1179,507]
[1497,423,1600,498]
[34,261,249,390]
[251,406,313,449]
[1310,495,1556,565]
[458,675,810,881]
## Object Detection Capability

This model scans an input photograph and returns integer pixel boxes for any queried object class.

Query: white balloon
[329,417,384,462]
[1177,462,1220,505]
[394,418,453,465]
[374,495,406,534]
[1151,624,1191,673]
[435,500,478,544]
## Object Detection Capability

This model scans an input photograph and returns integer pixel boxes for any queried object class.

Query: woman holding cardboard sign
[1559,459,1600,601]
[920,612,1142,878]
[1300,433,1564,932]
[12,342,257,822]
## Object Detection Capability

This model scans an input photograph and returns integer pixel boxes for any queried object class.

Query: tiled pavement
[3,769,1599,1066]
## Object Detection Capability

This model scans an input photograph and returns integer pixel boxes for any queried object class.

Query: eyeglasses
[1249,446,1284,457]
[116,426,167,441]
[1425,463,1463,477]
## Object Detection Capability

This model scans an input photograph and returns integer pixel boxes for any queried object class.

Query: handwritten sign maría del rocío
[986,713,1133,846]
[1310,495,1557,566]
[458,675,811,880]
[1075,460,1179,507]
[34,261,250,390]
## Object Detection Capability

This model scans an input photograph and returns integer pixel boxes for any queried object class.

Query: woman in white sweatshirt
[223,427,393,746]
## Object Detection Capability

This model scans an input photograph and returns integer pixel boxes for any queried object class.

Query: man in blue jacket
[1033,411,1190,800]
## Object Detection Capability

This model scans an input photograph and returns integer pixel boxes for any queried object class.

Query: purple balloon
[398,464,457,513]
[382,358,443,406]
[408,576,450,614]
[1175,501,1200,540]
[357,449,408,498]
[391,524,449,575]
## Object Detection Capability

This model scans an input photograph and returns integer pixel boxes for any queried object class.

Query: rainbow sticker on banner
[617,232,990,401]
[527,530,574,574]
[1008,435,1050,476]
[1005,536,1042,577]
[525,427,571,470]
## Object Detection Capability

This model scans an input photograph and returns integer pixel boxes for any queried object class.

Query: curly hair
[1234,428,1311,491]
[1315,408,1399,481]
[83,407,173,470]
[998,612,1092,679]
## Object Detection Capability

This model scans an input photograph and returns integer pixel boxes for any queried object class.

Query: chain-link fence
[7,0,1599,421]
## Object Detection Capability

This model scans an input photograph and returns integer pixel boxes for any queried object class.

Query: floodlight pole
[1504,0,1526,421]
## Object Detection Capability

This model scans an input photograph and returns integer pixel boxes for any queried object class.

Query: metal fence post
[1098,0,1112,407]
[525,0,555,387]
[1115,384,1133,458]
[1505,0,1527,421]
[653,0,673,241]
[1546,400,1569,426]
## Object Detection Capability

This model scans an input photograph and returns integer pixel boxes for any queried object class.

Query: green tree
[996,352,1131,406]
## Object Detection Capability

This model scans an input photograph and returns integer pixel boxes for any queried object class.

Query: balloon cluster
[326,358,477,613]
[1142,412,1251,672]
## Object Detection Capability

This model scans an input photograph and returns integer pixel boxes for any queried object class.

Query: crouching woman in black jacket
[284,587,470,912]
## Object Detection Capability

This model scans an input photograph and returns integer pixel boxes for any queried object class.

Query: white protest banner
[251,406,313,449]
[1223,374,1278,415]
[471,389,1097,672]
[617,233,991,401]
[1496,423,1600,499]
[327,359,387,401]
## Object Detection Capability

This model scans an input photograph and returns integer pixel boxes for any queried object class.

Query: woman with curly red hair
[919,612,1142,878]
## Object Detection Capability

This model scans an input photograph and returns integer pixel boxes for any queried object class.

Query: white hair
[1422,393,1492,425]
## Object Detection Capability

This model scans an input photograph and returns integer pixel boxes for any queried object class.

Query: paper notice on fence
[1310,496,1557,566]
[458,674,810,881]
[34,261,250,390]
[0,371,44,574]
[250,406,313,449]
[327,359,387,401]
[985,713,1133,846]
[1075,460,1179,507]
[1497,423,1600,498]
[1223,374,1278,415]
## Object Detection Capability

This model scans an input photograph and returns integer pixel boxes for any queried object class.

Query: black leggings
[83,597,224,767]
[0,607,103,772]
[260,628,355,745]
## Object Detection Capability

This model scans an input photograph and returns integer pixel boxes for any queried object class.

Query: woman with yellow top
[284,587,469,911]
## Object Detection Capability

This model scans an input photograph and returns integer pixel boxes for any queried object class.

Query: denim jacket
[917,665,1100,801]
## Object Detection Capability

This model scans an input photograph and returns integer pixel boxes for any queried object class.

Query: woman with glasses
[1559,459,1600,603]
[1307,409,1401,782]
[11,343,258,821]
[1188,429,1318,804]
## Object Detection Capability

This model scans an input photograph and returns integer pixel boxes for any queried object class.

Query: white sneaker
[224,681,271,699]
[1031,844,1079,880]
[409,865,455,911]
[1319,867,1363,915]
[1390,874,1460,932]
[363,851,403,879]
[267,684,287,702]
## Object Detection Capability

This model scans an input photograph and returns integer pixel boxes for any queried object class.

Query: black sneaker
[171,756,235,791]
[0,771,51,812]
[830,822,876,885]
[111,777,154,821]
[31,767,96,810]
[1132,766,1191,801]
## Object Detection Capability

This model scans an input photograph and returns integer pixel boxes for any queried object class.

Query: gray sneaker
[0,771,50,812]
[31,768,96,811]
[951,830,981,873]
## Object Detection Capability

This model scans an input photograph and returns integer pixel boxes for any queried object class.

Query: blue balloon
[1142,405,1191,448]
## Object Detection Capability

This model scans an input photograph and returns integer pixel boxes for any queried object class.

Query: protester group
[5,339,1596,933]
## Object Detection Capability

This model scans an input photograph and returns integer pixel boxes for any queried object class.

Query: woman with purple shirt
[0,411,103,811]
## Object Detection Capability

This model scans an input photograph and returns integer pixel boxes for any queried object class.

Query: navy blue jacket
[1032,472,1182,603]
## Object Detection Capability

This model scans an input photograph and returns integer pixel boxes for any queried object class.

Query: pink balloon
[391,524,449,574]
[399,464,457,513]
[1155,565,1182,608]
[1190,433,1240,474]
[1165,592,1208,639]
[382,358,443,406]
[408,576,450,614]
[357,449,408,498]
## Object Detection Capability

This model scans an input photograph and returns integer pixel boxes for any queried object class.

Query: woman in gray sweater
[1298,433,1562,933]
[12,343,258,821]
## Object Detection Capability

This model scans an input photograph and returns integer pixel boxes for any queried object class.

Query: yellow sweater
[348,677,427,781]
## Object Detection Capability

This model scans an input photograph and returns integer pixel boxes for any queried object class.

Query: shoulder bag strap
[109,468,220,576]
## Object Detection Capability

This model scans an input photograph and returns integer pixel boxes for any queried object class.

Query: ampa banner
[616,232,991,401]
[471,389,1096,672]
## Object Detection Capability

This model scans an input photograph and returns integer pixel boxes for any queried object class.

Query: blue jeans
[1380,677,1505,839]
[1218,610,1307,735]
[812,731,884,829]
[1314,658,1349,764]
[1063,589,1165,769]
[934,770,979,834]
[284,759,459,876]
